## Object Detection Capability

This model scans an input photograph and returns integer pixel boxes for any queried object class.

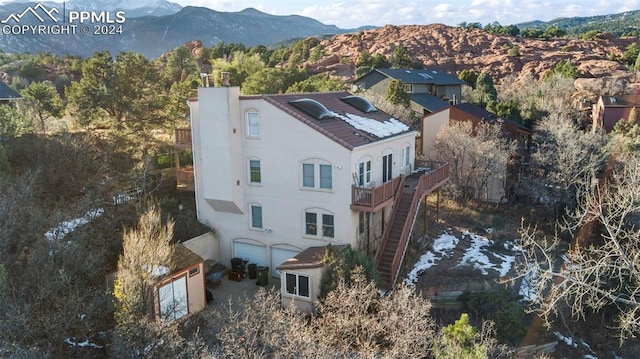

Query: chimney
[221,72,231,87]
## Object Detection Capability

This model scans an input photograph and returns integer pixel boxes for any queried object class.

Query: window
[404,84,414,93]
[305,210,334,239]
[249,159,261,183]
[246,111,259,137]
[382,153,392,183]
[305,212,317,235]
[322,214,334,238]
[251,204,263,229]
[285,273,310,298]
[403,145,410,167]
[358,160,372,186]
[301,160,332,190]
[319,164,332,189]
[302,163,314,187]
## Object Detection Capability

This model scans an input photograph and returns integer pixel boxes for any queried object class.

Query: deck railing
[175,128,192,147]
[351,176,402,212]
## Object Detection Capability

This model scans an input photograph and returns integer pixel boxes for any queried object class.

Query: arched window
[303,208,335,239]
[300,158,332,190]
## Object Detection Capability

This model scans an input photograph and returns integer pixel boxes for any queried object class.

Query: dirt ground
[405,194,640,358]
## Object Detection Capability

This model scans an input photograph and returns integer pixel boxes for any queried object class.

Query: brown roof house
[592,94,640,133]
[152,244,206,322]
[422,103,531,202]
[179,84,450,293]
[275,245,338,313]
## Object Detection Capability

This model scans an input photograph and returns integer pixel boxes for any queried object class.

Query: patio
[205,272,281,311]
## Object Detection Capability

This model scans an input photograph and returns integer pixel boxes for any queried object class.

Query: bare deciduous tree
[518,115,605,211]
[114,201,175,325]
[433,121,515,202]
[515,156,640,343]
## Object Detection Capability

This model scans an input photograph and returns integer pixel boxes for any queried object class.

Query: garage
[233,241,267,267]
[271,247,301,278]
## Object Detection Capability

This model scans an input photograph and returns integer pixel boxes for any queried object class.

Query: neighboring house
[153,244,206,322]
[178,85,450,308]
[352,68,466,115]
[0,82,20,103]
[423,103,531,202]
[592,94,640,132]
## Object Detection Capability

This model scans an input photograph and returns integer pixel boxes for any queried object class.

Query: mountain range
[0,0,366,58]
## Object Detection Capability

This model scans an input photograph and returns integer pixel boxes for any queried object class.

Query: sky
[170,0,640,29]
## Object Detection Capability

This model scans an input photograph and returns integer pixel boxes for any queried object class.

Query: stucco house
[352,68,466,116]
[592,94,640,133]
[177,84,449,308]
[423,103,531,202]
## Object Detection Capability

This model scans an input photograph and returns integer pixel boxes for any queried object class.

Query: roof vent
[340,95,378,113]
[289,98,334,120]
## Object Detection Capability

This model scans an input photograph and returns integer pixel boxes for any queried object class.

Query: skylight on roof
[289,98,334,120]
[340,96,378,113]
[418,73,433,79]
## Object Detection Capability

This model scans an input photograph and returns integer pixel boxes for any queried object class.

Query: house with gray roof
[352,68,466,115]
[0,82,20,102]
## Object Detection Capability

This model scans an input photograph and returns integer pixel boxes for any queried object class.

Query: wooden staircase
[377,190,415,289]
[375,162,450,290]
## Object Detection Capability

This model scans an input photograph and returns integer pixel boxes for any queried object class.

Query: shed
[153,244,206,322]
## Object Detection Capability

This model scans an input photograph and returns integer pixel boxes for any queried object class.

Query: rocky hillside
[309,24,638,92]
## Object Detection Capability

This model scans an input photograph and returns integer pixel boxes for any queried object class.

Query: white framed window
[322,214,334,238]
[250,204,263,229]
[246,110,260,137]
[358,159,372,186]
[319,164,332,189]
[301,160,332,190]
[249,158,261,183]
[402,145,411,168]
[404,84,414,93]
[304,209,334,239]
[305,212,317,235]
[302,163,314,188]
[285,272,310,298]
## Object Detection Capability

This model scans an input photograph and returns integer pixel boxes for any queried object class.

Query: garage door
[159,276,188,322]
[233,242,267,267]
[271,247,301,278]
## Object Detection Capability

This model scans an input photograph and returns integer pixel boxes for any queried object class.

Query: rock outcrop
[311,24,638,87]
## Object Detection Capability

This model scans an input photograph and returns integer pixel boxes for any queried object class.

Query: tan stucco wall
[280,266,324,313]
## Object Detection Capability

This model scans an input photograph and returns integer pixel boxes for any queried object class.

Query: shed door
[271,248,301,278]
[159,276,188,322]
[234,242,267,267]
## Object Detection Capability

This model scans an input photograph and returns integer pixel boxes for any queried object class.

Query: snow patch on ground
[405,232,458,285]
[45,208,104,241]
[64,338,103,349]
[405,230,518,285]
